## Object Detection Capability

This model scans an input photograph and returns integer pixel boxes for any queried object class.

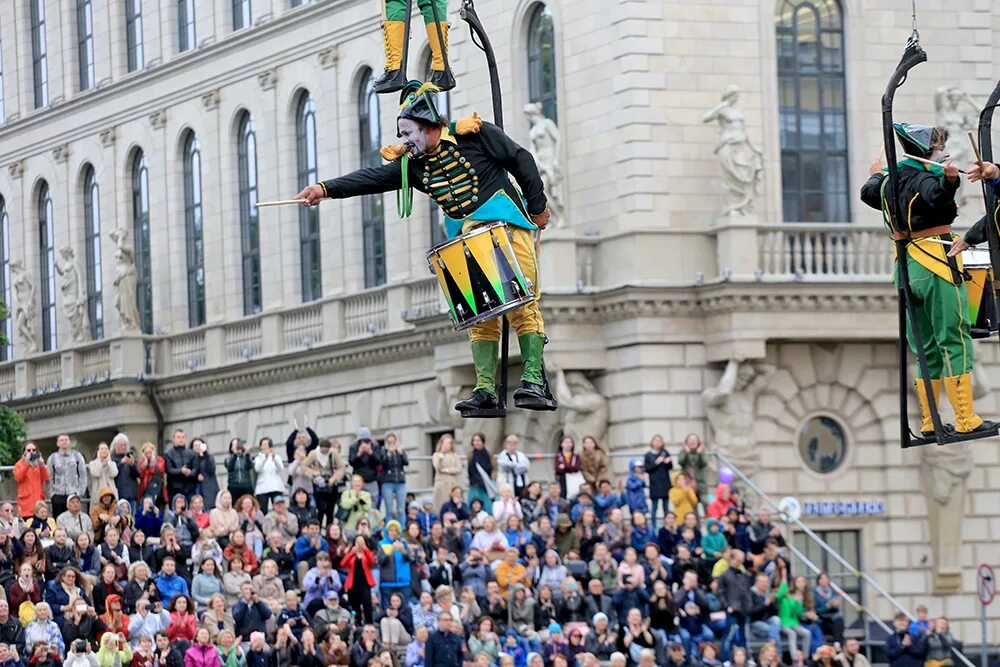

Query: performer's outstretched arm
[296,162,403,206]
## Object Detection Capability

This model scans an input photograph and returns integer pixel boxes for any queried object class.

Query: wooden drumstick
[969,131,984,166]
[255,199,308,208]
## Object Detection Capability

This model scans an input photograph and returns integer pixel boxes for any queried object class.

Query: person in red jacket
[13,443,49,519]
[166,594,197,643]
[340,535,375,625]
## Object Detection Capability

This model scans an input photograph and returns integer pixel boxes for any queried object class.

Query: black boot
[373,68,407,94]
[455,388,499,413]
[430,69,456,92]
[513,381,557,411]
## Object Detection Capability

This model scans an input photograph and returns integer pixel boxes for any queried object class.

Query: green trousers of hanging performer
[378,0,453,93]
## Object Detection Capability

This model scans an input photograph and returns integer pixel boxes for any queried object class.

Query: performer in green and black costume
[860,123,997,435]
[295,82,555,413]
[374,0,454,94]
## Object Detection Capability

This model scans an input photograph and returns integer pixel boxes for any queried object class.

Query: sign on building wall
[801,500,884,517]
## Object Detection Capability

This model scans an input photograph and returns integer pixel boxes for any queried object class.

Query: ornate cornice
[9,381,148,421]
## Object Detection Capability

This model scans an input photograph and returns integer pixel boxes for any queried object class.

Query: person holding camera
[110,434,139,511]
[302,439,345,528]
[95,631,133,667]
[338,475,373,535]
[13,443,49,520]
[224,440,254,504]
[129,597,171,648]
[233,582,272,641]
[60,598,105,652]
[64,639,99,667]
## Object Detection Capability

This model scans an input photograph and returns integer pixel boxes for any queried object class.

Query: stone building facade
[0,0,998,644]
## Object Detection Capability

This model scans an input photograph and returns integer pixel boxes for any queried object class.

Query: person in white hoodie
[63,640,100,667]
[253,438,286,513]
[87,443,119,504]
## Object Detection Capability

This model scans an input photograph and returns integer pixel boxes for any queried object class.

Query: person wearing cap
[56,493,95,542]
[263,496,298,544]
[296,81,556,414]
[862,124,997,435]
[312,589,350,642]
[348,428,382,501]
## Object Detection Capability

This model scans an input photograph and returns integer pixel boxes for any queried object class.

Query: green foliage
[0,406,27,467]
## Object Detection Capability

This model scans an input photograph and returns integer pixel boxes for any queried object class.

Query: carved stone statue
[702,86,764,217]
[110,227,140,332]
[10,260,38,354]
[524,103,566,226]
[702,358,774,476]
[554,368,609,447]
[935,86,978,212]
[55,247,89,343]
[919,443,972,593]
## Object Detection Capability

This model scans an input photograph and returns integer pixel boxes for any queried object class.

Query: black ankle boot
[513,381,557,411]
[430,69,456,92]
[373,69,407,94]
[455,388,499,413]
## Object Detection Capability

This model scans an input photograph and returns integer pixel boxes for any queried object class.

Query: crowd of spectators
[0,426,956,667]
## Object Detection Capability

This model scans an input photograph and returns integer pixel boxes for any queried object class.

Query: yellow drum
[426,221,534,330]
[961,248,997,339]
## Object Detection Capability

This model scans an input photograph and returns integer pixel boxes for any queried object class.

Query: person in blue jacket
[886,612,927,667]
[153,557,189,604]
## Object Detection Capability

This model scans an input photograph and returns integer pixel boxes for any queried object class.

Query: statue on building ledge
[110,227,141,332]
[10,260,38,354]
[702,85,764,217]
[554,367,608,447]
[56,247,90,343]
[524,102,566,227]
[702,358,773,477]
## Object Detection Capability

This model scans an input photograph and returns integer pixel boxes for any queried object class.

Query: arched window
[178,0,196,52]
[131,151,153,334]
[125,0,144,72]
[38,183,56,351]
[425,52,450,248]
[296,92,322,302]
[527,3,558,124]
[83,166,103,339]
[0,198,11,360]
[776,0,848,222]
[76,0,95,90]
[30,0,49,108]
[358,71,385,288]
[233,0,252,29]
[237,111,262,315]
[183,132,205,327]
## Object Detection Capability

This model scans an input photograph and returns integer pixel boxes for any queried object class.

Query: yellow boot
[915,379,947,435]
[942,373,997,433]
[426,22,456,91]
[373,21,407,94]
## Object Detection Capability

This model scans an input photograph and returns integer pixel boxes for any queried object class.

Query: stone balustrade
[1,277,443,400]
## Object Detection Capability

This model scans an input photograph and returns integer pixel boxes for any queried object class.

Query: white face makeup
[397,118,435,158]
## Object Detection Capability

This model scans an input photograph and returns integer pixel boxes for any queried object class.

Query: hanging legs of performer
[375,0,454,94]
[861,123,998,435]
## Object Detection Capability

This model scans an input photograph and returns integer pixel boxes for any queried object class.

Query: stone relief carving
[919,442,972,593]
[318,47,338,70]
[524,103,566,226]
[110,227,141,332]
[554,368,608,446]
[703,358,773,476]
[10,260,38,354]
[100,128,117,147]
[8,161,24,180]
[935,86,978,212]
[52,144,70,163]
[149,110,167,130]
[201,89,221,111]
[258,69,278,91]
[702,85,764,217]
[55,247,90,343]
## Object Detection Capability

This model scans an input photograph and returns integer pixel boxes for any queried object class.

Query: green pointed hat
[893,123,934,158]
[397,80,444,131]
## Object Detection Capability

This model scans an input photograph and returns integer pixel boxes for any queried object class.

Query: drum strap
[397,154,414,218]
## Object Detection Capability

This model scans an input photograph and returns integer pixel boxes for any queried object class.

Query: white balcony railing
[756,223,893,281]
[282,303,323,350]
[344,289,388,338]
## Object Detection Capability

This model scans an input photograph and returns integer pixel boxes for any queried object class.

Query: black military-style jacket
[321,121,546,225]
[860,165,960,233]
